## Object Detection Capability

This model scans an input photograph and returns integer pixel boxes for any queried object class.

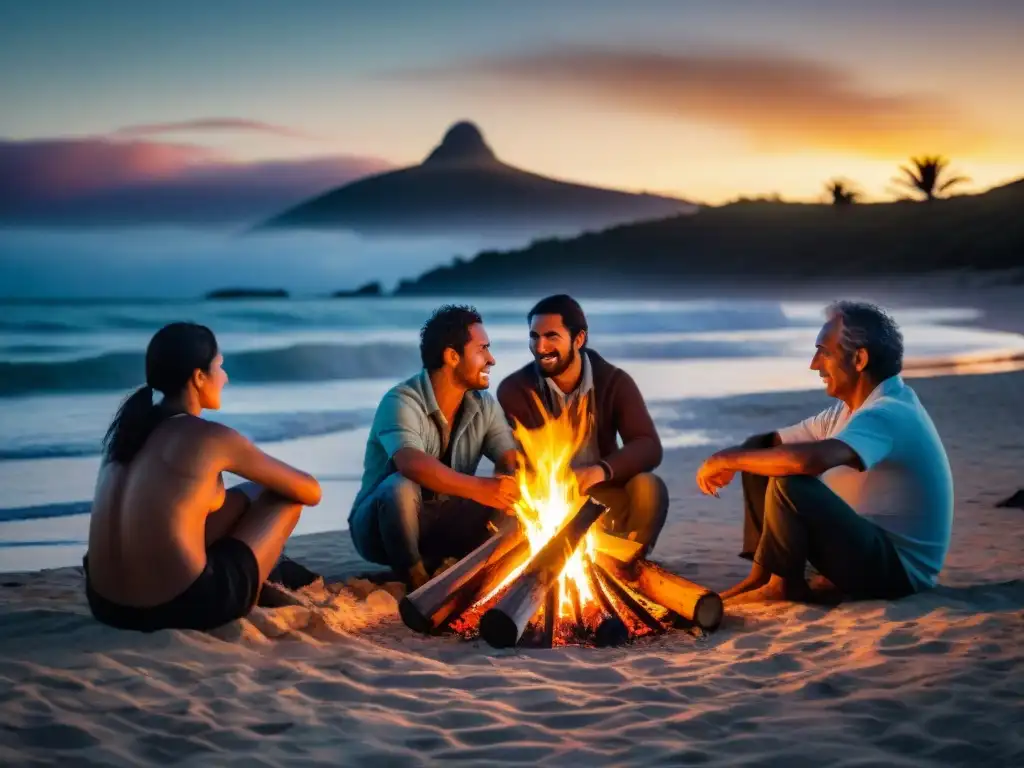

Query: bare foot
[806,573,844,605]
[720,564,771,601]
[725,576,808,605]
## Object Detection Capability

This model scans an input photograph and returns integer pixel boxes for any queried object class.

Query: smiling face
[449,323,495,390]
[810,318,863,400]
[529,313,585,378]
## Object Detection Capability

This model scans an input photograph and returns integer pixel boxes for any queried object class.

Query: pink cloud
[0,138,391,225]
[0,139,213,199]
[113,118,316,141]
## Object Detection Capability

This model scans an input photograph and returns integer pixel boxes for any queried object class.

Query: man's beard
[455,365,488,390]
[537,345,576,378]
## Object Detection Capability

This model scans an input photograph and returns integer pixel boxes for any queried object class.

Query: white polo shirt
[777,376,953,591]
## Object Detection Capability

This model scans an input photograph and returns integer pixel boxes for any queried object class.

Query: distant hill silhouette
[259,121,695,236]
[393,178,1024,295]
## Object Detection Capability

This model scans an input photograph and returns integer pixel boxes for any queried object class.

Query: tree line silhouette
[827,156,970,206]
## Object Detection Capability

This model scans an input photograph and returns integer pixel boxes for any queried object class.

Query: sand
[1,368,1022,766]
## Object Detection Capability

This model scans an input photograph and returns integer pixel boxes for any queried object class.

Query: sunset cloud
[403,47,990,157]
[0,138,391,225]
[113,118,316,140]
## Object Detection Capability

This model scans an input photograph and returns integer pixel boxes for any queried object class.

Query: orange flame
[509,392,599,618]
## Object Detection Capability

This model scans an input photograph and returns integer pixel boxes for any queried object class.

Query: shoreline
[3,360,1022,575]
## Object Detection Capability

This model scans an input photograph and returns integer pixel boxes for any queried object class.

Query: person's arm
[392,448,482,498]
[217,425,322,506]
[696,439,861,496]
[697,407,895,496]
[377,391,517,507]
[392,450,519,509]
[598,372,662,483]
[715,439,864,477]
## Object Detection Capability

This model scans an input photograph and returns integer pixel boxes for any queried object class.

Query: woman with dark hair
[85,322,322,632]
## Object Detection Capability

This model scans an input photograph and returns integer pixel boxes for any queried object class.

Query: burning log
[540,584,558,648]
[583,557,629,647]
[590,528,643,563]
[479,498,608,648]
[399,519,527,634]
[565,578,583,625]
[591,557,667,635]
[624,559,724,632]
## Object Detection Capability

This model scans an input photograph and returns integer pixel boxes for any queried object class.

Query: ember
[399,394,723,647]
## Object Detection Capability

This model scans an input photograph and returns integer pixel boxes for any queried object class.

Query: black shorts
[84,537,261,633]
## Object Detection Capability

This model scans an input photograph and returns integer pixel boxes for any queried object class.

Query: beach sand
[1,365,1022,766]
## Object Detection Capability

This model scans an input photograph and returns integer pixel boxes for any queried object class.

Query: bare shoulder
[188,418,249,455]
[155,416,244,470]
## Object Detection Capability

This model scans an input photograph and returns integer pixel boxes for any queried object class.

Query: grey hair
[824,300,904,380]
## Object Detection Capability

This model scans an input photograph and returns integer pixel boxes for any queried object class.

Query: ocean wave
[601,339,774,360]
[0,408,374,460]
[0,343,425,396]
[0,319,80,333]
[0,333,793,396]
[0,501,91,524]
[0,343,73,355]
[587,303,796,335]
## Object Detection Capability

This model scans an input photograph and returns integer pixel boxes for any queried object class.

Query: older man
[696,301,953,603]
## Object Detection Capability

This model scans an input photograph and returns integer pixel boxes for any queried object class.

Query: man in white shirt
[696,301,953,604]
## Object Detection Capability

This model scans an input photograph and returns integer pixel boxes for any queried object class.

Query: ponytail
[102,385,171,464]
[102,322,219,464]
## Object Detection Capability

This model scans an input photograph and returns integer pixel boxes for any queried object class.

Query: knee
[376,474,422,518]
[626,473,669,517]
[741,432,775,450]
[768,475,820,511]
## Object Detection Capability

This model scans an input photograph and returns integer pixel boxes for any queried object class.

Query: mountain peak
[423,121,498,166]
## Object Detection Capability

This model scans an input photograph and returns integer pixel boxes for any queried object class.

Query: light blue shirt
[778,376,954,591]
[351,369,517,515]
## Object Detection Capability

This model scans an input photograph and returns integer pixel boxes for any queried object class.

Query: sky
[2,0,1023,205]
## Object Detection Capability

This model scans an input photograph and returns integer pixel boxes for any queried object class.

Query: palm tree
[825,179,859,206]
[893,156,970,201]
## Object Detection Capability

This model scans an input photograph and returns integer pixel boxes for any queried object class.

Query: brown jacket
[496,349,662,485]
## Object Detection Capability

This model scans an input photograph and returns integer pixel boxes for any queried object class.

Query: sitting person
[85,322,322,632]
[695,301,953,604]
[349,305,520,589]
[497,294,668,556]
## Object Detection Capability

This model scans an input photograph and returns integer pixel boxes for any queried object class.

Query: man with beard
[497,294,668,556]
[695,301,952,604]
[349,305,520,589]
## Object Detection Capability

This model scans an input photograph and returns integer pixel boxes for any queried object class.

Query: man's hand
[574,465,607,495]
[472,475,520,511]
[696,453,736,497]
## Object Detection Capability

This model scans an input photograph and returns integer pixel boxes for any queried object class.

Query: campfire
[399,396,723,648]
